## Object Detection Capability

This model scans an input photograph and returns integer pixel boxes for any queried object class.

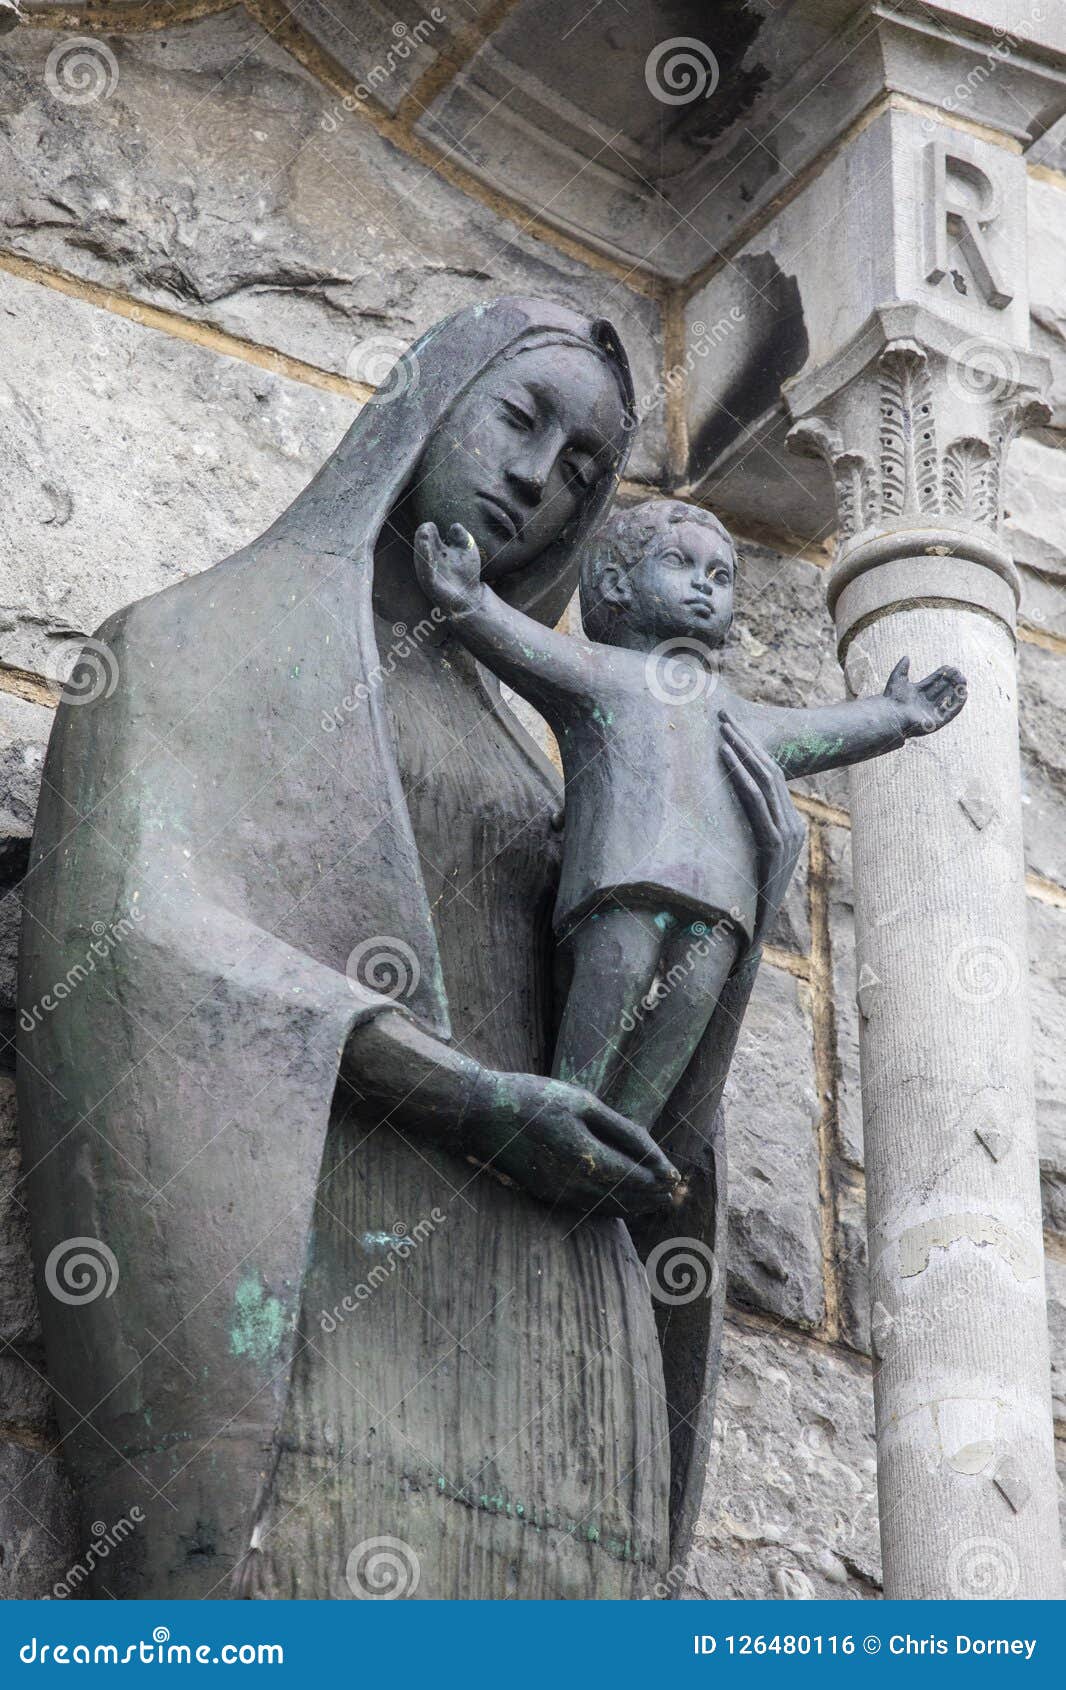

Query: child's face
[625,519,734,647]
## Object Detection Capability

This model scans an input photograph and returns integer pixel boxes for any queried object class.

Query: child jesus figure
[415,498,967,1132]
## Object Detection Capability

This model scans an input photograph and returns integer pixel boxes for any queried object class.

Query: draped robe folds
[16,297,727,1598]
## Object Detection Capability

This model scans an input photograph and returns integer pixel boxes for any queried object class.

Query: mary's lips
[477,492,519,539]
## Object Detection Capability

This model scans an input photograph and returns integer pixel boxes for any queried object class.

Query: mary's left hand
[719,712,806,950]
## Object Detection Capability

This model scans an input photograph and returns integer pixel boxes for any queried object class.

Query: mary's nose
[506,429,566,506]
[506,458,548,505]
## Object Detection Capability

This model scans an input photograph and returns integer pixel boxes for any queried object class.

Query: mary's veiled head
[280,298,635,630]
[403,336,632,584]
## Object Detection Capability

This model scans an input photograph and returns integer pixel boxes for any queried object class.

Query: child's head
[580,499,736,649]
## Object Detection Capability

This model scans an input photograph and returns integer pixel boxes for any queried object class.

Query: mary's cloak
[17,297,726,1597]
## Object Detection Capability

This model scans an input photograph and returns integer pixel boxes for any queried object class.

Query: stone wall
[0,7,1062,1601]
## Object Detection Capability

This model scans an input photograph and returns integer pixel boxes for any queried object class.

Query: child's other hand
[884,656,968,736]
[414,520,483,614]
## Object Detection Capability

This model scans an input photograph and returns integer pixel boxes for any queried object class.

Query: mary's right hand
[464,1070,682,1218]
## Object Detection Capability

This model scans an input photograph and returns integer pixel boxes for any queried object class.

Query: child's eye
[715,569,732,585]
[659,549,686,565]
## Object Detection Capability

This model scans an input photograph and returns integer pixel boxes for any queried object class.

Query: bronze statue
[414,496,967,1131]
[19,299,804,1600]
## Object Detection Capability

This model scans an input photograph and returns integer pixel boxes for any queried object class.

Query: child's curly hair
[579,498,736,644]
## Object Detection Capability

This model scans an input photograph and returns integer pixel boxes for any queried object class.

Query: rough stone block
[0,691,51,841]
[0,1440,76,1599]
[722,533,851,815]
[1048,1250,1065,1436]
[1006,437,1066,607]
[0,264,356,679]
[1028,175,1066,433]
[1028,897,1066,1238]
[0,693,52,1056]
[825,826,863,1171]
[724,961,824,1329]
[768,836,810,960]
[0,1077,39,1349]
[0,1352,53,1438]
[1019,638,1066,892]
[723,539,838,708]
[0,14,667,483]
[686,1317,880,1599]
[837,1174,871,1358]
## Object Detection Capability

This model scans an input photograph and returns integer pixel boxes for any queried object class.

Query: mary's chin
[479,537,534,585]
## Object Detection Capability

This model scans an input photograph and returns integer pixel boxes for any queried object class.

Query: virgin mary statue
[18,297,801,1599]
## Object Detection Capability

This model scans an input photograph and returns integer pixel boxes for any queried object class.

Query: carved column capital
[784,306,1050,642]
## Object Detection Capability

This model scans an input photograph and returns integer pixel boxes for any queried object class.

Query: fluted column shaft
[788,316,1063,1599]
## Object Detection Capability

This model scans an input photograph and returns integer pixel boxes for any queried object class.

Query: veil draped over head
[17,297,722,1597]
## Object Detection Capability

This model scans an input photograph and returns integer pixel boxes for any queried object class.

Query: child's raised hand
[414,521,483,614]
[883,656,968,736]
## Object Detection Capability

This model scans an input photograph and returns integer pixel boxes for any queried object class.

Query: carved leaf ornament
[789,339,1036,540]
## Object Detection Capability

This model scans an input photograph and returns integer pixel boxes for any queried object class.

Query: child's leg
[552,904,666,1100]
[605,917,741,1132]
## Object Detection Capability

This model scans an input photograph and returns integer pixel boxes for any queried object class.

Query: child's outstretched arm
[414,521,597,720]
[752,657,967,779]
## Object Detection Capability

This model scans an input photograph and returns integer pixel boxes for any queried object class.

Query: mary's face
[406,343,627,581]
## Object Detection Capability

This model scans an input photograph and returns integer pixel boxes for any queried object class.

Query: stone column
[786,305,1062,1599]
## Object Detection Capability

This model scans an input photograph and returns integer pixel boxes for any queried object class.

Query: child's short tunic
[550,664,771,943]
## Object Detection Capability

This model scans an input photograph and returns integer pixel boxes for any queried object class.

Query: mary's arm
[142,879,680,1219]
[343,1007,681,1216]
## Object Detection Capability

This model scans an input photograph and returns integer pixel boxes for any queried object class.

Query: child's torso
[554,671,764,938]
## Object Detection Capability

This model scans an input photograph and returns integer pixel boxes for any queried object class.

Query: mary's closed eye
[565,454,598,491]
[501,398,536,431]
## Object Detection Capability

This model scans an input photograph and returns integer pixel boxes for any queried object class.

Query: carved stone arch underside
[22,0,1033,293]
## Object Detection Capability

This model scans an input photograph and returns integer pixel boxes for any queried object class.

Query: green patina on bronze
[228,1274,286,1367]
[432,1473,649,1565]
